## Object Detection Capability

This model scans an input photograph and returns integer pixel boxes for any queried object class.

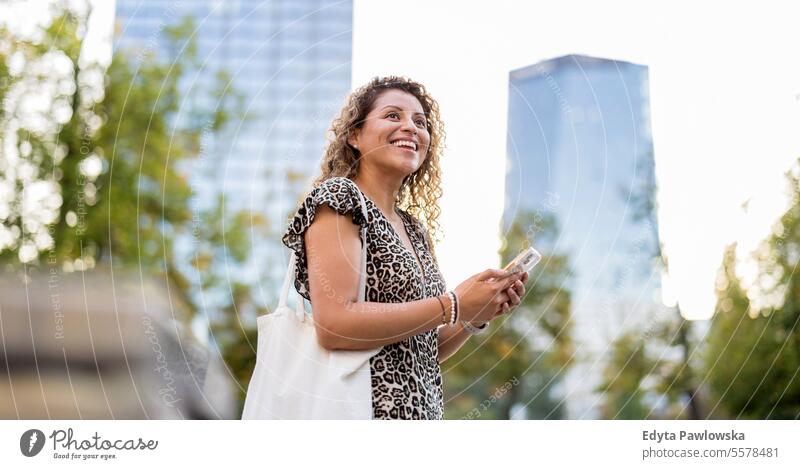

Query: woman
[282,76,528,419]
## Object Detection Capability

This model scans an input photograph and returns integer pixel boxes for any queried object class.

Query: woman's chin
[399,162,422,176]
[373,153,424,177]
[387,158,421,175]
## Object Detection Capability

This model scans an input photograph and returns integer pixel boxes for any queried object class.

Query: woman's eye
[385,112,426,128]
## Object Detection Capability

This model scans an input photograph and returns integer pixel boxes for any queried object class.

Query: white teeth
[392,140,416,150]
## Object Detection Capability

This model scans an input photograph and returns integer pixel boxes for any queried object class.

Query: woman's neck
[352,168,403,221]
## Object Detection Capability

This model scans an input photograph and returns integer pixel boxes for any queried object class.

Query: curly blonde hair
[314,76,446,247]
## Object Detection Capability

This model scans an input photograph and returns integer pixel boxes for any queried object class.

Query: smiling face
[348,89,431,179]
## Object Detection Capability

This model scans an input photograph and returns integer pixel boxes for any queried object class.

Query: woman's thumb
[476,269,511,282]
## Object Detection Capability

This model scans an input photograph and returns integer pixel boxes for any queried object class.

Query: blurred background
[0,0,798,419]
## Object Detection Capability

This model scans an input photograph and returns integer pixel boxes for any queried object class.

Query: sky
[352,0,800,320]
[29,0,800,321]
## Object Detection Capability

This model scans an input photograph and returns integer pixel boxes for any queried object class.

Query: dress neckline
[350,180,426,279]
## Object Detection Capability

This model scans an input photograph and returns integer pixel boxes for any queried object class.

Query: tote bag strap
[278,252,297,310]
[353,182,369,302]
[278,179,371,313]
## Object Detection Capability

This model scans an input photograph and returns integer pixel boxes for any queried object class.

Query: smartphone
[503,246,542,275]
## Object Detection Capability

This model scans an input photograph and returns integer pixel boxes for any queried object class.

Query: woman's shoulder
[309,177,366,214]
[313,176,358,196]
[283,177,365,250]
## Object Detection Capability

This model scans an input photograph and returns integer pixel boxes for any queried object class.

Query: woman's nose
[400,116,418,134]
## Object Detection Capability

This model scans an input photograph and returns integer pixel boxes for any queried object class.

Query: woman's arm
[305,204,450,350]
[437,322,478,364]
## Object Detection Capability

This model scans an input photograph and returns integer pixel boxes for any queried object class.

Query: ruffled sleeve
[281,177,368,301]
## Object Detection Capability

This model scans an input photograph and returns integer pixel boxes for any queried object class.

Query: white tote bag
[242,186,382,419]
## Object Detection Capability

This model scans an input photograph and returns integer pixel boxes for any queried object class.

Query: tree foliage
[703,161,800,419]
[443,210,574,419]
[0,4,265,409]
[596,148,707,419]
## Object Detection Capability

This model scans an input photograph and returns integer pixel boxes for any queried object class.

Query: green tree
[444,210,574,419]
[703,161,800,418]
[596,330,654,419]
[597,311,700,419]
[0,3,266,410]
[598,151,704,419]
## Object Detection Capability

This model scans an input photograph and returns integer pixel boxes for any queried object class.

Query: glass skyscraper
[504,54,661,418]
[114,0,353,303]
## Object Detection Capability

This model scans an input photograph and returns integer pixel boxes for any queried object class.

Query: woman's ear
[347,129,360,150]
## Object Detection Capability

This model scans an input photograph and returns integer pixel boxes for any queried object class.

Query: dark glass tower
[504,54,660,417]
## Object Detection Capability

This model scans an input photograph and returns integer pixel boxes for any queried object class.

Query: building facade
[114,0,354,308]
[504,54,661,418]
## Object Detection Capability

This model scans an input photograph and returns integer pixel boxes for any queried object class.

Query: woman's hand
[493,271,528,319]
[454,270,524,325]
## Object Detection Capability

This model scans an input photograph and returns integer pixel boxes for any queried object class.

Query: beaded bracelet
[444,292,453,325]
[446,291,457,326]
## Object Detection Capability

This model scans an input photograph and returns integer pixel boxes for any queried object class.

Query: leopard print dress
[282,176,445,419]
